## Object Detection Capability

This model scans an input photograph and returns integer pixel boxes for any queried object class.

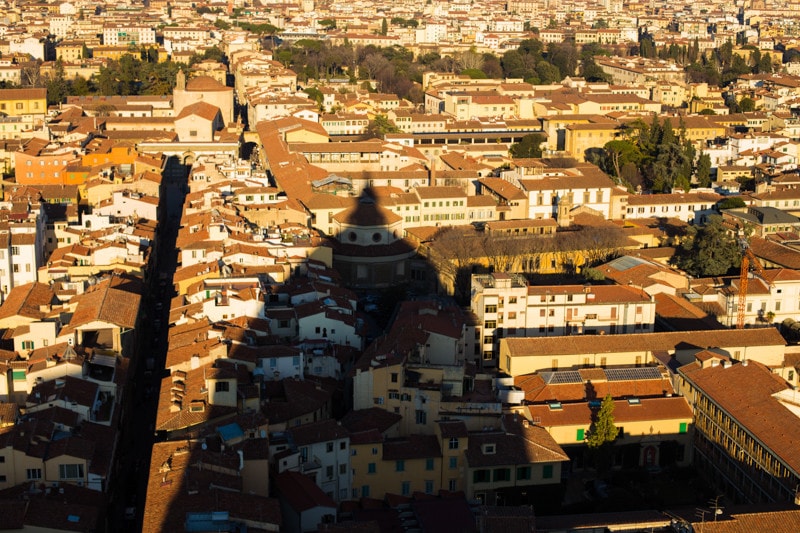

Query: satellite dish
[201,442,207,450]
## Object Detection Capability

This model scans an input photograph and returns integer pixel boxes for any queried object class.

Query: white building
[102,25,156,46]
[471,273,656,365]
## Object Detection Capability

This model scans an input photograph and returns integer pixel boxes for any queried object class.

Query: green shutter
[543,464,553,479]
[576,428,585,441]
[11,370,25,380]
[679,422,688,434]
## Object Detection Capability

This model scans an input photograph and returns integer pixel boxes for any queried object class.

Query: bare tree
[455,49,484,72]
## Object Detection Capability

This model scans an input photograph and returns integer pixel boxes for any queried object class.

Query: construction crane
[737,240,767,329]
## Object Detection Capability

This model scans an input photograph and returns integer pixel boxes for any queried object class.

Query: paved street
[107,163,186,532]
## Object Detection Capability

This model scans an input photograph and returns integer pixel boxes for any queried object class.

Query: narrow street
[107,162,186,532]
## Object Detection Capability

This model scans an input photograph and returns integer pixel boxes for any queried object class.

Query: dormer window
[482,443,496,455]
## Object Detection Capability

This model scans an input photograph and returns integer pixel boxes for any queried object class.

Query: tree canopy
[509,133,546,158]
[671,215,741,277]
[587,394,619,449]
[588,116,699,193]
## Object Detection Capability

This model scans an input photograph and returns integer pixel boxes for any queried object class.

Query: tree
[587,394,619,449]
[671,215,741,276]
[461,68,487,79]
[380,18,388,36]
[717,196,746,210]
[738,97,756,112]
[364,115,400,138]
[510,133,545,158]
[695,152,712,187]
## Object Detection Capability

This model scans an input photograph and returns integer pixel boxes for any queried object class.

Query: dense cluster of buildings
[0,0,800,531]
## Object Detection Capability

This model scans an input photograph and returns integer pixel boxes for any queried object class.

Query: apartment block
[678,359,800,504]
[471,273,656,365]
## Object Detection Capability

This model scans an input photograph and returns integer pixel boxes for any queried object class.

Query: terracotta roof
[332,200,402,226]
[341,408,402,434]
[528,396,693,428]
[478,177,528,201]
[680,360,800,474]
[143,440,281,533]
[62,274,142,331]
[383,435,441,461]
[185,75,230,92]
[175,101,221,122]
[502,329,785,359]
[689,509,800,532]
[288,418,349,446]
[275,470,336,512]
[0,282,56,323]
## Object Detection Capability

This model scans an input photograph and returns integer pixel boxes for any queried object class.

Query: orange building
[14,138,83,185]
[81,138,138,169]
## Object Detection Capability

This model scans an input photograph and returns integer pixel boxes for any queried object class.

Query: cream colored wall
[499,344,655,376]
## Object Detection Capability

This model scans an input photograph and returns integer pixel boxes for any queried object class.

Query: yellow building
[56,41,87,62]
[92,46,138,61]
[527,396,693,470]
[350,416,567,503]
[0,88,47,118]
[564,122,620,161]
[351,433,443,499]
[499,329,787,377]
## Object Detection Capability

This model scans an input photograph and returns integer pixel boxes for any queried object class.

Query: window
[326,442,334,453]
[473,469,490,483]
[416,410,427,424]
[215,381,229,392]
[372,447,378,455]
[679,422,688,434]
[362,485,370,497]
[517,466,531,480]
[59,464,84,479]
[426,458,434,471]
[484,320,496,329]
[425,480,434,494]
[448,437,459,450]
[449,479,457,491]
[449,457,457,469]
[396,460,405,472]
[391,372,398,383]
[401,481,410,496]
[10,246,19,256]
[576,428,585,441]
[26,468,42,480]
[326,465,334,479]
[493,468,511,482]
[368,463,376,474]
[340,442,347,451]
[484,304,497,314]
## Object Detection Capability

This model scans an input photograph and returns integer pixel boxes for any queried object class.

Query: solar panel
[605,367,663,381]
[540,370,582,384]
